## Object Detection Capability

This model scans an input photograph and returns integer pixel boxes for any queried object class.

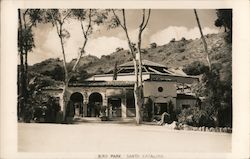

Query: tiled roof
[177,93,197,99]
[120,60,166,68]
[69,81,135,87]
[42,85,64,90]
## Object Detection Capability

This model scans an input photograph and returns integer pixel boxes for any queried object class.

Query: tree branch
[194,9,211,71]
[112,9,125,30]
[142,9,151,31]
[71,9,92,72]
[139,9,145,31]
[62,10,72,23]
[85,9,92,37]
[80,20,86,37]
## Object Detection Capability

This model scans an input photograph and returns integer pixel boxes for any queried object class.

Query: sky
[28,9,222,65]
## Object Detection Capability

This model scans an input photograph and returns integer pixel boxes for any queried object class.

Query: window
[158,87,163,92]
[182,104,190,109]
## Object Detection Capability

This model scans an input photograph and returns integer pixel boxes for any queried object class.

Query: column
[121,88,127,118]
[83,92,88,117]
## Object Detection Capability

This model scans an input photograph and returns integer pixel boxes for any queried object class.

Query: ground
[18,122,231,153]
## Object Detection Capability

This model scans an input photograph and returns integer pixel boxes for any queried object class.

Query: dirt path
[18,123,231,153]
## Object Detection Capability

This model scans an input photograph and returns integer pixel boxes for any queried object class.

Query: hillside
[29,32,232,81]
[73,32,231,76]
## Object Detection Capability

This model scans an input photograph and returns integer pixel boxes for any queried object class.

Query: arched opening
[88,92,103,117]
[126,89,135,117]
[108,98,122,118]
[68,92,84,118]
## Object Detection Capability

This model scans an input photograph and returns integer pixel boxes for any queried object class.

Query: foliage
[18,9,46,121]
[150,42,157,48]
[183,61,209,75]
[18,9,44,53]
[215,9,232,32]
[181,37,186,41]
[177,107,214,127]
[170,38,175,43]
[116,47,124,52]
[214,9,232,43]
[27,72,61,92]
[18,27,35,53]
[192,62,232,127]
[69,68,89,83]
[43,64,65,81]
[43,9,108,85]
[30,58,65,81]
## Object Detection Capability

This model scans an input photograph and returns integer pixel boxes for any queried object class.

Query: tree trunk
[61,81,69,121]
[194,9,211,71]
[23,51,28,107]
[18,9,26,120]
[137,30,144,124]
[56,23,70,121]
[133,59,141,124]
[113,9,150,124]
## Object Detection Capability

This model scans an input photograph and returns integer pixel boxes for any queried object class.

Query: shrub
[177,107,214,127]
[181,37,186,41]
[178,48,185,53]
[150,42,157,48]
[158,49,163,53]
[212,53,223,60]
[166,52,171,56]
[170,38,176,43]
[116,47,124,52]
[101,55,110,60]
[183,61,209,75]
[40,64,64,81]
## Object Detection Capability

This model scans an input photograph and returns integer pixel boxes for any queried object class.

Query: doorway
[69,92,84,117]
[108,98,122,118]
[88,92,103,117]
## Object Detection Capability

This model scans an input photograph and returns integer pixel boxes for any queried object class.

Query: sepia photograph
[1,1,250,159]
[17,8,232,152]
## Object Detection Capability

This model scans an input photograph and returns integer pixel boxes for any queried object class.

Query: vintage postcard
[1,0,250,159]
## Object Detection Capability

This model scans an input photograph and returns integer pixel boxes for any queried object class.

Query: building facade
[44,60,199,121]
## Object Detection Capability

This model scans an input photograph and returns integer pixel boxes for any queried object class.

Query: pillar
[83,91,88,117]
[103,93,108,107]
[121,88,127,118]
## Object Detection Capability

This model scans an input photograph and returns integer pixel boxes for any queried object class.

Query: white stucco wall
[143,81,177,98]
[86,74,150,81]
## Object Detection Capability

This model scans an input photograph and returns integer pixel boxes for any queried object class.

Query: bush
[116,47,124,52]
[150,42,157,48]
[177,107,214,127]
[183,61,209,75]
[158,49,163,53]
[170,38,176,43]
[181,37,186,41]
[178,48,185,53]
[41,64,64,81]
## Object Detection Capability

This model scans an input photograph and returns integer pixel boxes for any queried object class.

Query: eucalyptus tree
[194,9,211,71]
[45,9,107,119]
[18,9,43,120]
[193,9,232,127]
[111,9,151,124]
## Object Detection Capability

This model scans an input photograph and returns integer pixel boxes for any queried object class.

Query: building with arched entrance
[43,60,200,121]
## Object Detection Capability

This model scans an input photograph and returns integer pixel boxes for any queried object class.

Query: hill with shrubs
[29,32,231,80]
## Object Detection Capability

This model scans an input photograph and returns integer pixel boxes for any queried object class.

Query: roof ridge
[120,59,166,68]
